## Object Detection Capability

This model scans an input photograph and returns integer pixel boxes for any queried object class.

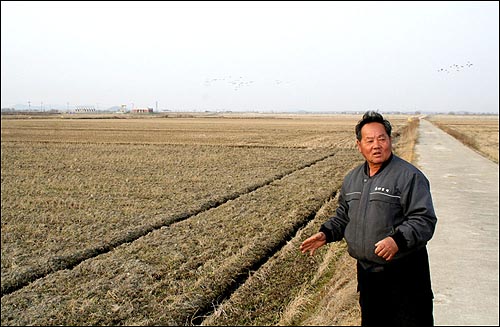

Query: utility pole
[28,101,31,110]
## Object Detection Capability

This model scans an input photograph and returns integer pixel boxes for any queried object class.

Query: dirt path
[416,119,499,326]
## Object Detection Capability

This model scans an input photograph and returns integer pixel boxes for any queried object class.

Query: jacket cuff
[319,225,334,243]
[390,230,408,251]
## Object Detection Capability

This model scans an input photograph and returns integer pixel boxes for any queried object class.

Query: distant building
[75,106,96,113]
[131,108,153,114]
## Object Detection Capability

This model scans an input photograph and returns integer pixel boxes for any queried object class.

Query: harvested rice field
[1,113,419,325]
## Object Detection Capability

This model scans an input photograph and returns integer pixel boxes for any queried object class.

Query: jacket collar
[363,153,394,177]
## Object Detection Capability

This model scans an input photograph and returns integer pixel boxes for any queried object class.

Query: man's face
[356,122,392,166]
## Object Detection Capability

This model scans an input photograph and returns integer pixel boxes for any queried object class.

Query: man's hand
[374,236,399,261]
[300,232,327,256]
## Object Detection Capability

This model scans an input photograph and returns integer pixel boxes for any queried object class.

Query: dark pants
[357,247,434,327]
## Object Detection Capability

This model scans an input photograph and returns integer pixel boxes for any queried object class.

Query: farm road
[416,119,499,326]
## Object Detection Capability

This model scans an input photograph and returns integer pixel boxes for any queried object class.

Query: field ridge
[191,193,336,325]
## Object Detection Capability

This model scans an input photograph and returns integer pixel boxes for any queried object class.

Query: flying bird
[437,61,474,74]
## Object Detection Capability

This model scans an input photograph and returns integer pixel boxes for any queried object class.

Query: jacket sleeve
[319,187,350,243]
[395,171,437,250]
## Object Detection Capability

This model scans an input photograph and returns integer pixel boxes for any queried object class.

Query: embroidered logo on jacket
[374,186,390,193]
[372,186,401,199]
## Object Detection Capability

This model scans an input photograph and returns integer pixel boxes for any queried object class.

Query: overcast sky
[1,1,499,113]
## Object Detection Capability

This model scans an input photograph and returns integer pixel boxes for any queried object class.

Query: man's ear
[356,140,362,153]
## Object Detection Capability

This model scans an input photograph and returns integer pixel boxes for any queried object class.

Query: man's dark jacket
[320,154,437,269]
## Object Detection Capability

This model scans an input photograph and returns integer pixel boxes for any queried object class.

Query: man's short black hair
[355,110,392,141]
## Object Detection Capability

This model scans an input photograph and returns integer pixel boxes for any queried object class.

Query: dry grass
[391,116,420,163]
[1,150,358,325]
[1,141,332,295]
[1,113,416,326]
[201,194,361,327]
[427,114,499,163]
[0,115,357,148]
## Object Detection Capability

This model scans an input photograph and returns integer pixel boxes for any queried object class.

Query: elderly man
[300,111,437,326]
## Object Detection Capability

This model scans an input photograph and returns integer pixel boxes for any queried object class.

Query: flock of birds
[203,76,289,91]
[437,61,474,74]
[203,61,476,90]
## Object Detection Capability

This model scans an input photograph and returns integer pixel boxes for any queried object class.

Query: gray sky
[1,1,499,113]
